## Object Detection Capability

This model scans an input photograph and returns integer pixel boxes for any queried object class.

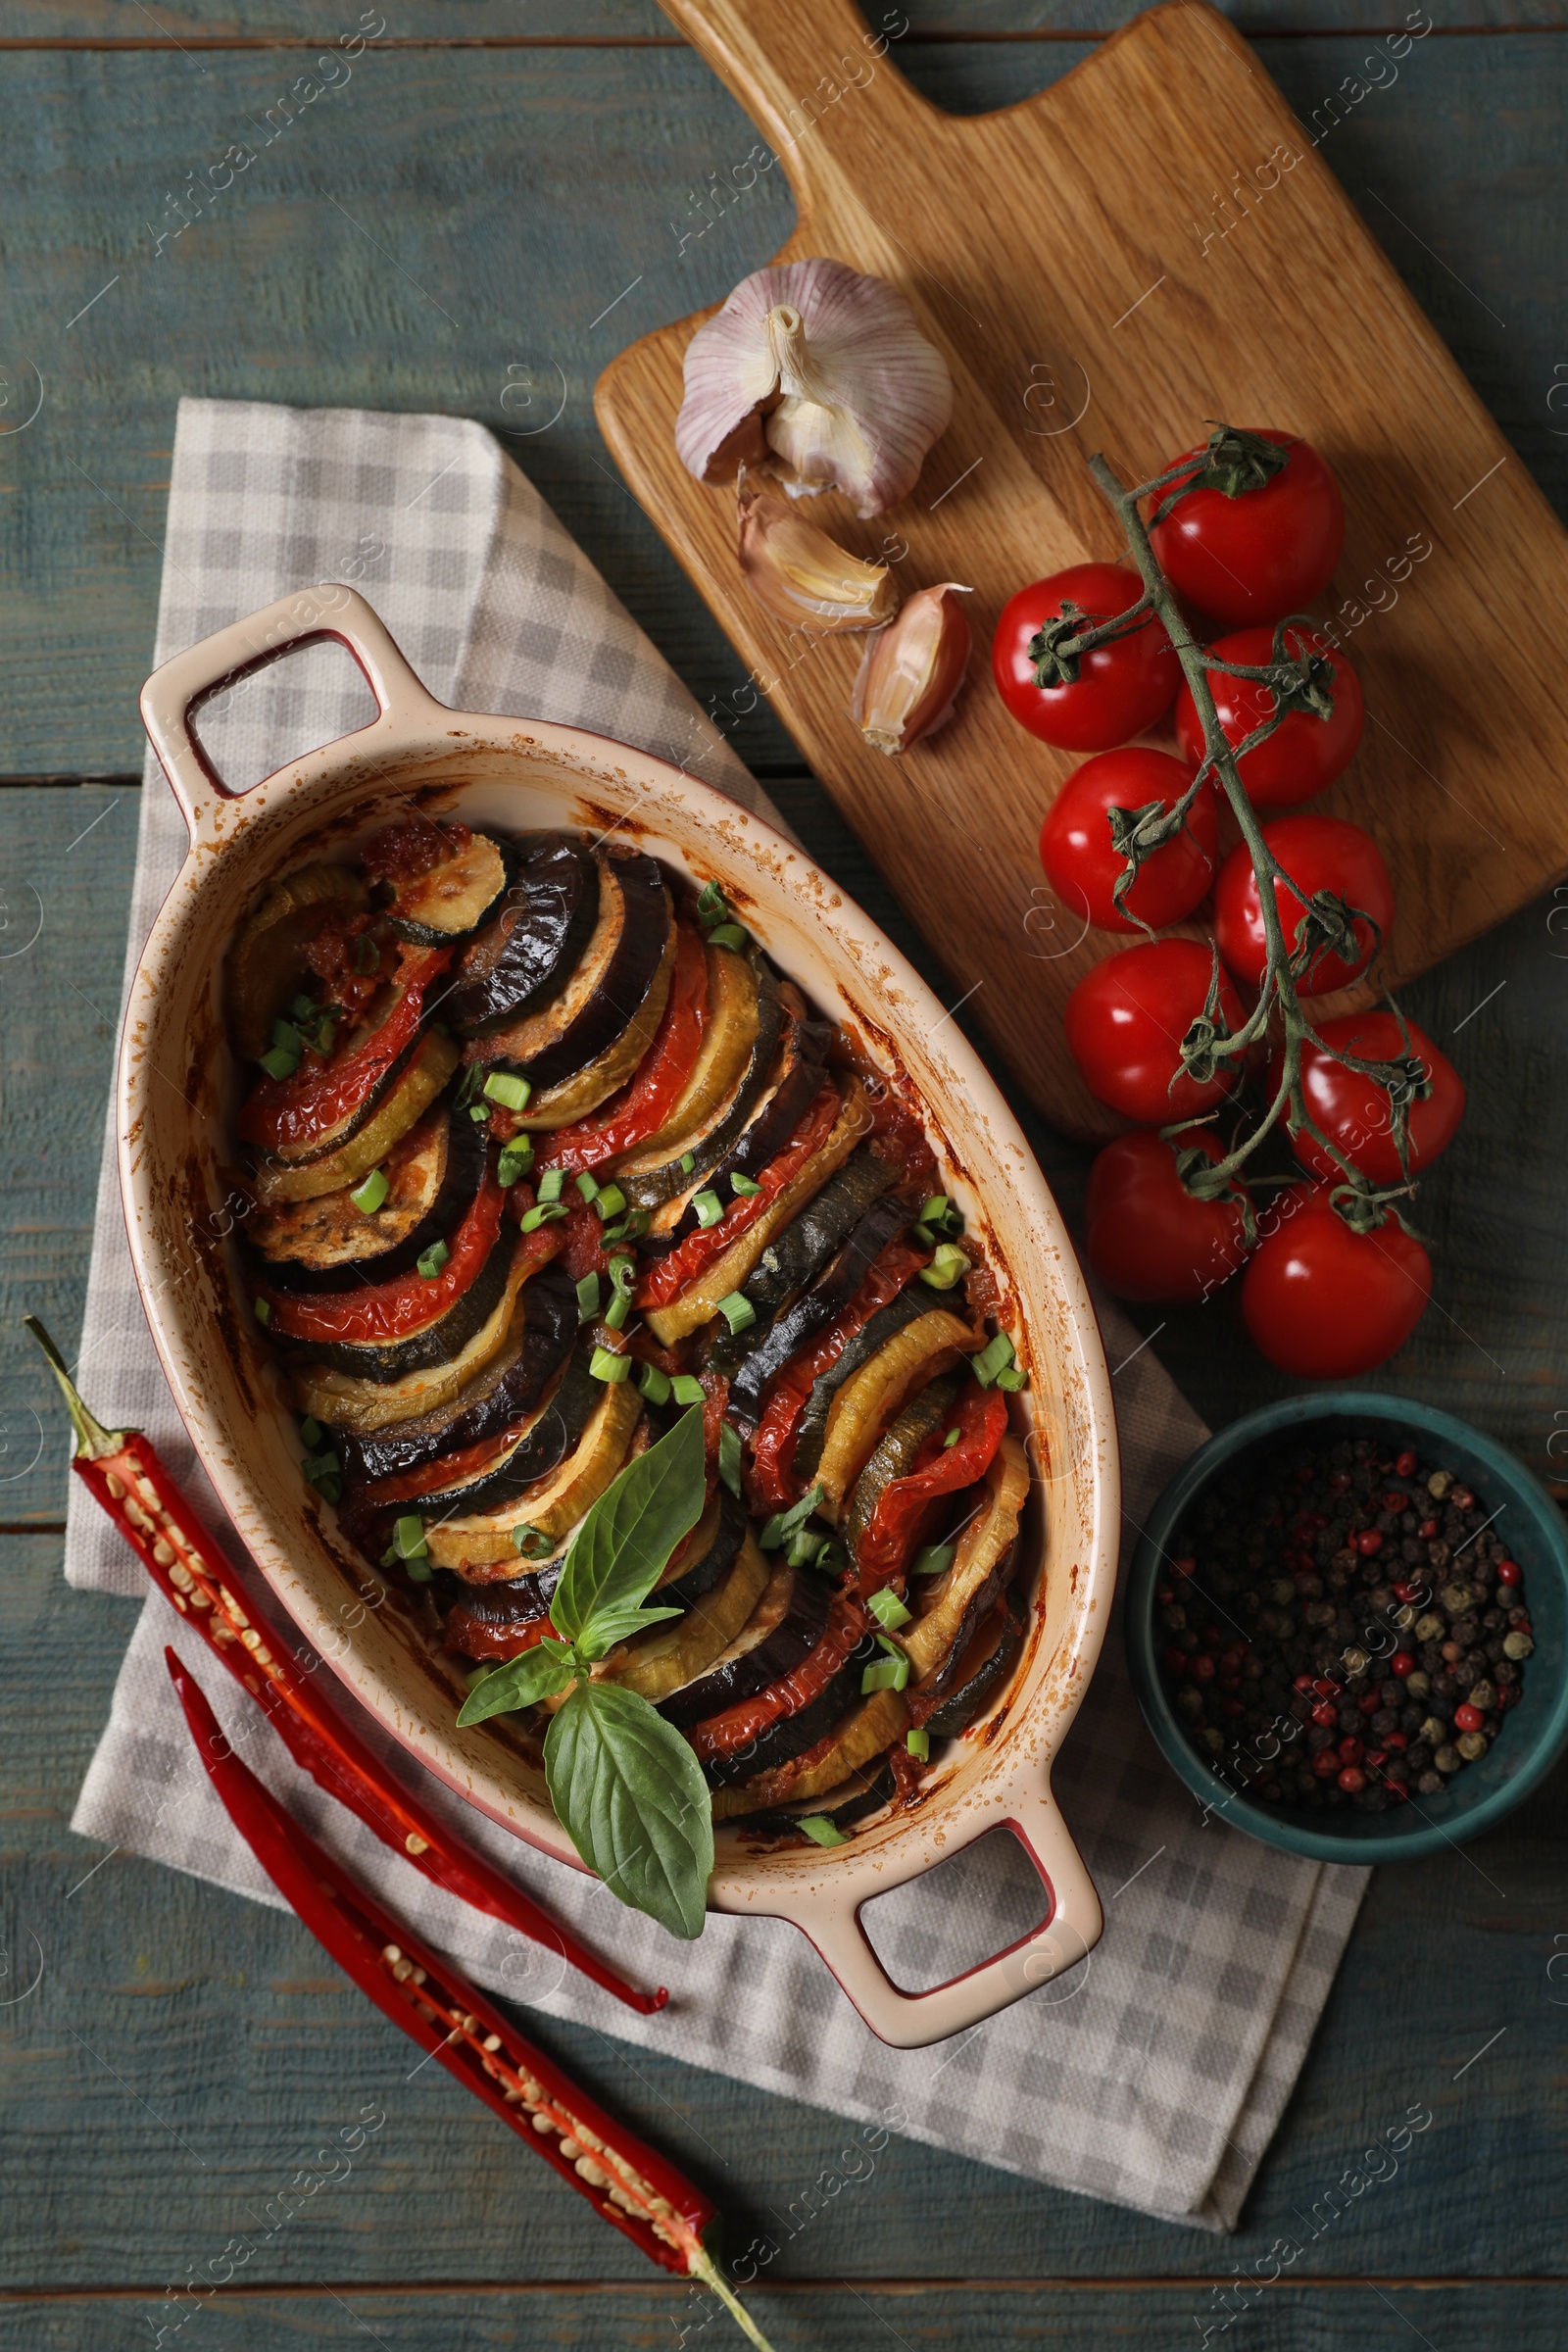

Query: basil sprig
[456,1405,714,1938]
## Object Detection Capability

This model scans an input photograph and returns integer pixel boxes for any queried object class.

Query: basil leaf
[544,1682,713,1939]
[456,1641,576,1725]
[575,1603,684,1662]
[551,1403,706,1642]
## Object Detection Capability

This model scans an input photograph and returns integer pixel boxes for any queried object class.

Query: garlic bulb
[678,259,952,518]
[737,470,899,634]
[852,584,972,754]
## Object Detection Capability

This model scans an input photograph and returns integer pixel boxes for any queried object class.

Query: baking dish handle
[790,1775,1102,2050]
[140,585,449,834]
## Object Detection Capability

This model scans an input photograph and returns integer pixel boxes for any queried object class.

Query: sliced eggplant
[276,1219,517,1385]
[659,1560,830,1729]
[336,1262,578,1484]
[425,1379,643,1571]
[922,1582,1027,1739]
[744,1760,897,1838]
[515,916,677,1131]
[814,1308,975,1520]
[642,1021,830,1254]
[610,940,760,1175]
[443,1586,556,1661]
[447,834,599,1036]
[644,1079,869,1348]
[582,1532,771,1705]
[843,1375,958,1563]
[615,957,781,1212]
[903,1437,1030,1683]
[292,1228,543,1433]
[246,1102,487,1294]
[250,1031,459,1206]
[466,850,671,1092]
[789,1278,936,1485]
[658,1482,748,1610]
[710,1687,908,1821]
[398,1342,602,1518]
[385,829,511,946]
[700,1641,874,1788]
[225,861,368,1063]
[722,1178,907,1423]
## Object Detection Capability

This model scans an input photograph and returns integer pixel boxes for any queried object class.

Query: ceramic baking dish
[129,584,1119,2047]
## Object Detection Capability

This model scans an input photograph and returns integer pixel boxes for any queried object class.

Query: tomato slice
[748,1239,930,1513]
[686,1593,869,1765]
[445,1603,555,1662]
[539,923,709,1175]
[853,1385,1008,1594]
[261,1207,559,1350]
[634,1081,841,1312]
[237,944,452,1155]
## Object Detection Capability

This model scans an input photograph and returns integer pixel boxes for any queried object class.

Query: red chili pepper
[164,1652,776,2347]
[748,1241,930,1513]
[261,1171,505,1347]
[540,923,709,1175]
[854,1385,1008,1594]
[25,1316,663,2018]
[687,1593,868,1766]
[237,944,451,1154]
[636,1082,841,1312]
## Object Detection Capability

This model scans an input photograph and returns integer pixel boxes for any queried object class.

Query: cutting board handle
[659,0,937,220]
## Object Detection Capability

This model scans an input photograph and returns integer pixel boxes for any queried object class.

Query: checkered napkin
[64,396,1368,2231]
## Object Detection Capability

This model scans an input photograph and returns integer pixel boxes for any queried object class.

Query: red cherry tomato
[1174,626,1364,810]
[1039,749,1216,934]
[1085,1128,1251,1303]
[1149,428,1345,627]
[1064,939,1244,1123]
[993,563,1180,752]
[1278,1013,1466,1185]
[1213,816,1394,995]
[1242,1185,1431,1377]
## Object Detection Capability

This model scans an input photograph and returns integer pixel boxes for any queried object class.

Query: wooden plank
[0,35,1561,782]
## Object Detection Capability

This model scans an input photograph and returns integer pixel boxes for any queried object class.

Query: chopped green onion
[692,1190,724,1229]
[718,1420,743,1496]
[760,1482,825,1551]
[290,994,318,1023]
[868,1588,912,1632]
[271,1017,303,1054]
[512,1523,556,1560]
[469,1102,492,1123]
[670,1374,705,1407]
[483,1070,532,1111]
[604,1291,630,1330]
[590,1346,632,1383]
[600,1206,648,1244]
[943,1426,960,1449]
[996,1364,1028,1392]
[860,1657,908,1694]
[972,1332,1016,1388]
[258,1045,300,1082]
[920,1243,968,1291]
[354,933,380,975]
[253,1297,271,1327]
[696,880,727,924]
[592,1184,626,1223]
[608,1253,636,1296]
[707,923,747,952]
[350,1168,390,1216]
[576,1273,601,1322]
[496,1137,533,1185]
[575,1172,600,1203]
[301,1450,341,1505]
[465,1661,500,1691]
[391,1514,428,1561]
[311,1016,336,1058]
[912,1543,955,1579]
[715,1292,756,1336]
[637,1361,672,1405]
[679,1152,696,1174]
[786,1527,826,1568]
[917,1194,963,1237]
[813,1539,846,1576]
[537,1168,564,1204]
[906,1727,930,1762]
[299,1416,322,1450]
[730,1171,761,1198]
[416,1240,450,1280]
[403,1556,433,1584]
[517,1200,568,1232]
[797,1814,848,1848]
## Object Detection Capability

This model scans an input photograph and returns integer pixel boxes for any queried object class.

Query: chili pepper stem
[686,2245,781,2352]
[23,1315,125,1460]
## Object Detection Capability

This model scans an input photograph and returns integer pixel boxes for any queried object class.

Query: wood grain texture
[597,0,1568,1136]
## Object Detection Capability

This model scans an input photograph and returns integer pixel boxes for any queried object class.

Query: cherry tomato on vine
[1173,625,1364,810]
[1241,1185,1431,1377]
[1064,939,1245,1123]
[1213,815,1394,996]
[1086,1128,1251,1303]
[1275,1013,1466,1186]
[1149,426,1345,628]
[1039,749,1217,934]
[993,563,1180,752]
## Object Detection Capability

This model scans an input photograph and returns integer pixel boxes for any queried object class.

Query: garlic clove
[852,584,973,755]
[677,259,952,518]
[737,469,899,634]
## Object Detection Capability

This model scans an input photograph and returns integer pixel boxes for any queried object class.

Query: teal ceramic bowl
[1126,1393,1568,1862]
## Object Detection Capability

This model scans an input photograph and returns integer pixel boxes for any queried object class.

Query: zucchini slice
[814,1308,976,1520]
[711,1149,900,1386]
[386,830,511,946]
[225,861,368,1063]
[643,1078,870,1347]
[250,1031,459,1205]
[246,1103,486,1294]
[609,940,760,1176]
[710,1687,908,1821]
[657,1482,747,1609]
[403,1342,603,1519]
[425,1379,643,1570]
[292,1226,543,1433]
[515,916,678,1131]
[842,1375,958,1562]
[448,834,600,1036]
[465,850,671,1092]
[923,1583,1028,1740]
[789,1278,936,1486]
[643,1020,829,1251]
[615,956,779,1210]
[659,1560,830,1729]
[701,1638,873,1789]
[582,1532,770,1705]
[903,1436,1030,1683]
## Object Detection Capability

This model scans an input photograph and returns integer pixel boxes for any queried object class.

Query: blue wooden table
[2,5,1566,2345]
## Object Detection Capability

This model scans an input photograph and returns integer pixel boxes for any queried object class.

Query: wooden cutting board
[596,0,1568,1140]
